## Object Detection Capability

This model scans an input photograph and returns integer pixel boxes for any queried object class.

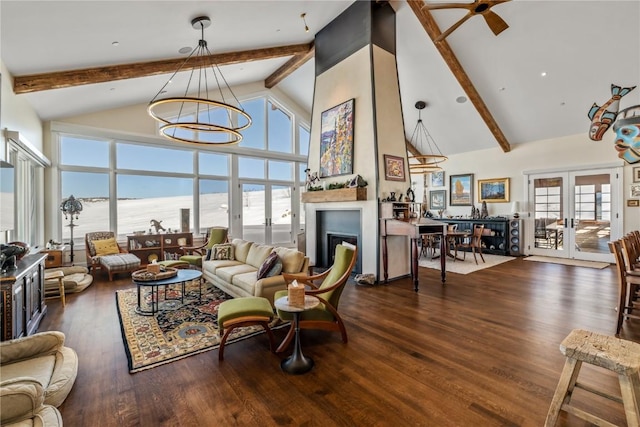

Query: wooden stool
[217,297,275,361]
[545,329,640,426]
[44,270,65,307]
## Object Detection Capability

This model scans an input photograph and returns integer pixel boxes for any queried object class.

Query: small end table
[274,295,320,375]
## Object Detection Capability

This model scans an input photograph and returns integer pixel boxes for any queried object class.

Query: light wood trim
[407,0,511,153]
[265,43,315,88]
[301,187,367,203]
[13,43,313,94]
[406,139,426,164]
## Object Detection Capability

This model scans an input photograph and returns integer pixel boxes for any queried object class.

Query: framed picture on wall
[383,155,405,181]
[449,173,474,206]
[478,178,510,203]
[631,183,640,197]
[429,190,446,210]
[431,171,444,187]
[319,99,355,178]
[634,166,640,183]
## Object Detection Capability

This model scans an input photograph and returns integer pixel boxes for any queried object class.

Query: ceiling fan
[422,0,511,42]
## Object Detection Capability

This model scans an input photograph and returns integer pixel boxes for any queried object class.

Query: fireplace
[316,210,362,273]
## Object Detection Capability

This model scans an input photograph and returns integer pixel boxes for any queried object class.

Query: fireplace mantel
[301,187,367,203]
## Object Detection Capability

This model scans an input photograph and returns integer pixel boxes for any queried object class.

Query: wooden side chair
[274,244,358,353]
[608,238,640,336]
[454,224,485,264]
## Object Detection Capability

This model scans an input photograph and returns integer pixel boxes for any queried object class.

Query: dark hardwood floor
[39,258,639,426]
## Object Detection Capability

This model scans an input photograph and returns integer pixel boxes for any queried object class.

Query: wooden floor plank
[38,258,638,426]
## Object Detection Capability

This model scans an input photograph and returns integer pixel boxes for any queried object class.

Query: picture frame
[634,166,640,183]
[631,184,640,198]
[627,199,639,207]
[429,190,446,210]
[431,171,445,187]
[319,99,355,178]
[383,154,406,181]
[449,173,474,206]
[477,177,510,203]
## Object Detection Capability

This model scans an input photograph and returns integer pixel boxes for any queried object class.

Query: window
[116,175,193,236]
[54,94,307,244]
[60,171,110,240]
[299,125,310,157]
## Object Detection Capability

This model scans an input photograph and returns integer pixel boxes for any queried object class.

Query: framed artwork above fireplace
[319,99,355,178]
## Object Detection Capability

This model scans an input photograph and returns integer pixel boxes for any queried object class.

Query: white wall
[1,62,44,159]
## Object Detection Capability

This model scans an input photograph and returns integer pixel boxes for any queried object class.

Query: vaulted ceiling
[2,1,639,156]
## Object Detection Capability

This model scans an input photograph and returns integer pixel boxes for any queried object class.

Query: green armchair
[275,244,357,353]
[179,226,228,268]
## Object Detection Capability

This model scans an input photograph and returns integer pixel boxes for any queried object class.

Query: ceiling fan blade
[434,12,473,42]
[482,10,509,35]
[422,2,475,11]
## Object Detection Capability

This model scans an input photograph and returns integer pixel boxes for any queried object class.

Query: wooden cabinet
[127,232,193,266]
[380,202,421,222]
[1,254,47,341]
[436,218,511,256]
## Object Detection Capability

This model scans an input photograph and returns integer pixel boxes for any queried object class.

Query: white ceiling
[2,0,639,156]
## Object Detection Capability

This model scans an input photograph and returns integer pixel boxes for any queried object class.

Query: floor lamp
[60,195,83,265]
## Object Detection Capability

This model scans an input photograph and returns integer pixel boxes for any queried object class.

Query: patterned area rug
[116,283,279,373]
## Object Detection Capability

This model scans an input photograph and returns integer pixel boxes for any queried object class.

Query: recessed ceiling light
[178,46,191,54]
[110,87,115,91]
[112,41,119,47]
[560,101,566,106]
[456,96,467,104]
[541,71,547,77]
[499,87,506,91]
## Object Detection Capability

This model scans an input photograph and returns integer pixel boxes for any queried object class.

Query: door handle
[564,218,568,228]
[570,218,574,228]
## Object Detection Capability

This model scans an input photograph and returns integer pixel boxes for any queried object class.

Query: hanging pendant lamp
[407,101,447,174]
[148,16,252,146]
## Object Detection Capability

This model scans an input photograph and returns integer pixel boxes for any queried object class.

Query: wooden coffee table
[133,269,202,316]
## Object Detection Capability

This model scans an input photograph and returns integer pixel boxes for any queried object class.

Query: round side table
[274,295,320,375]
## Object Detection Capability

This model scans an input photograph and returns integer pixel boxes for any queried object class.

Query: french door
[240,181,294,246]
[527,167,622,262]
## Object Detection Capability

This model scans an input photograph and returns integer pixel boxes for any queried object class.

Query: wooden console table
[1,254,47,341]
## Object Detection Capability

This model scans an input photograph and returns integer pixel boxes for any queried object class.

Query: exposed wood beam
[407,0,511,153]
[406,139,426,163]
[265,43,315,89]
[13,43,313,94]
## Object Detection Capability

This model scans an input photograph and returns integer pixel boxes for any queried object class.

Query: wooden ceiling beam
[407,0,511,153]
[265,43,315,89]
[13,43,313,94]
[406,139,426,163]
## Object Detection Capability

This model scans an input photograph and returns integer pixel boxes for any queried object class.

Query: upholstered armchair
[0,378,63,426]
[180,226,229,269]
[274,244,357,353]
[0,331,78,408]
[85,231,141,280]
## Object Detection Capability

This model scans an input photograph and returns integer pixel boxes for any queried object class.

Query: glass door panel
[531,175,568,257]
[242,183,266,244]
[271,185,293,246]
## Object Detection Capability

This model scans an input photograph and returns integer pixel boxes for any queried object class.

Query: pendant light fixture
[148,16,252,145]
[407,101,447,174]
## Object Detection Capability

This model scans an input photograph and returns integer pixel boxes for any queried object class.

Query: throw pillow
[257,251,279,279]
[92,238,120,256]
[210,243,234,261]
[265,257,283,278]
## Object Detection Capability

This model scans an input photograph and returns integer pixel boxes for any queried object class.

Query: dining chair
[608,238,640,336]
[454,224,485,264]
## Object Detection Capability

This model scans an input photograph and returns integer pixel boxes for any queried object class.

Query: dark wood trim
[13,43,312,94]
[264,44,315,89]
[407,0,511,153]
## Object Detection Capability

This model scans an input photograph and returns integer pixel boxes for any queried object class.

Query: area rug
[524,256,610,269]
[116,283,281,373]
[418,253,515,274]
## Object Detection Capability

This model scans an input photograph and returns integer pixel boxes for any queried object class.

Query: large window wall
[54,95,309,249]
